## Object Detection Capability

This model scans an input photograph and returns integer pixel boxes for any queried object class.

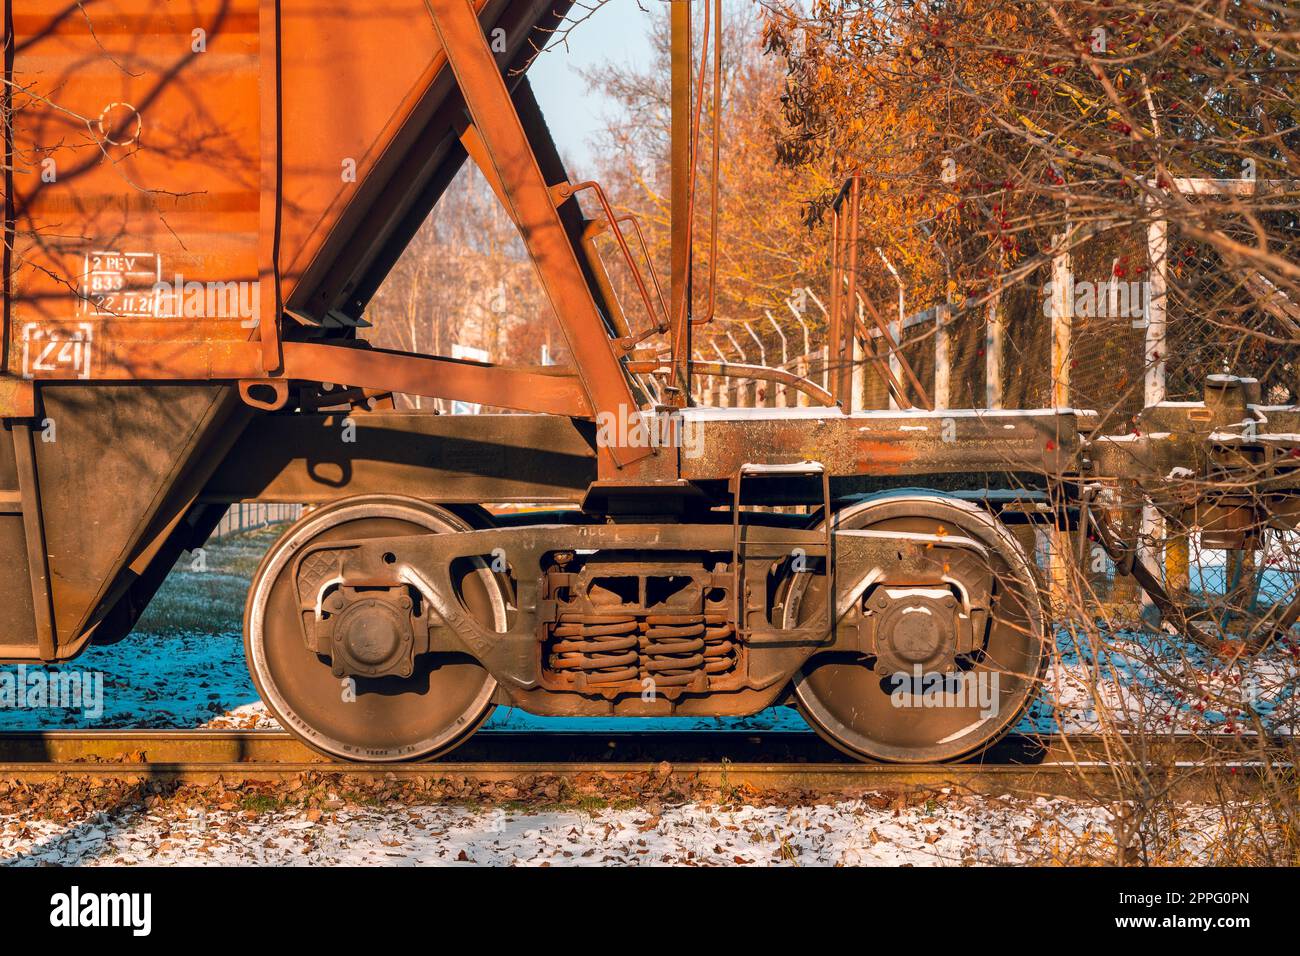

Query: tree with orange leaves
[763,0,1300,414]
[581,8,834,372]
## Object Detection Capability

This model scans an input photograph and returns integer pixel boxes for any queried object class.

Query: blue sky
[528,0,658,174]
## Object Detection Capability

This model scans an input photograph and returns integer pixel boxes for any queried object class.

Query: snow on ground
[1043,628,1300,736]
[0,792,1140,866]
[202,701,277,730]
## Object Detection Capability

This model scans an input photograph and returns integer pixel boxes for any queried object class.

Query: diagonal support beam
[280,342,591,417]
[425,0,647,465]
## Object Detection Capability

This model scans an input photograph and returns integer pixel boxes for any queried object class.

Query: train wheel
[782,492,1047,763]
[244,496,504,761]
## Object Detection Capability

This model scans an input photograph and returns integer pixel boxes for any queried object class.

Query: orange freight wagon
[2,0,1295,764]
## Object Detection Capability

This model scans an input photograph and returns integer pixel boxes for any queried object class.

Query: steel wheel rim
[786,492,1046,763]
[244,496,503,762]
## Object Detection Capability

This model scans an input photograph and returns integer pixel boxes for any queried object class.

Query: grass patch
[133,525,287,638]
[240,792,284,813]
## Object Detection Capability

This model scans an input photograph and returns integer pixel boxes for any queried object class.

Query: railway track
[0,730,1284,799]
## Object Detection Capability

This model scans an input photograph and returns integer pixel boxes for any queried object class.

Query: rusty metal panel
[5,0,576,377]
[290,0,572,321]
[203,411,596,504]
[678,408,1086,480]
[8,1,261,380]
[28,385,239,658]
[0,512,39,660]
[11,423,56,659]
[276,0,534,314]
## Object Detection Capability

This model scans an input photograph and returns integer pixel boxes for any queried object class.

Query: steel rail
[0,731,1283,799]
